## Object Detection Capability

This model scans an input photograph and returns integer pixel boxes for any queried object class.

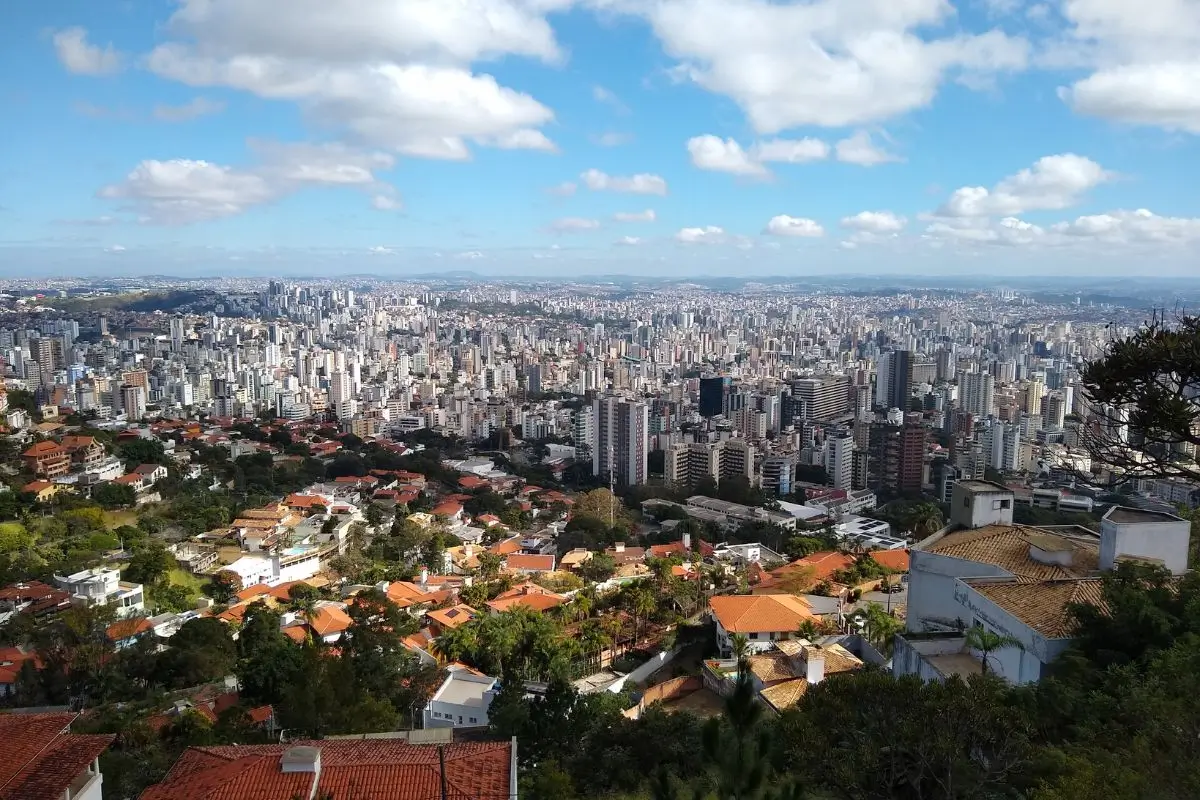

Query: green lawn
[167,567,210,592]
[103,510,139,529]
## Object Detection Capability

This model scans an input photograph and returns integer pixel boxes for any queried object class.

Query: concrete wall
[1101,516,1190,575]
[606,647,682,694]
[906,550,1011,632]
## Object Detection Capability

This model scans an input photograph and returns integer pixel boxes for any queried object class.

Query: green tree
[123,543,175,586]
[92,482,137,509]
[1079,313,1200,482]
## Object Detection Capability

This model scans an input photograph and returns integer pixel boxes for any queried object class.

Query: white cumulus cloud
[764,215,825,237]
[53,27,123,75]
[676,225,727,244]
[936,154,1111,217]
[99,141,398,224]
[834,131,900,166]
[144,0,563,159]
[581,168,668,195]
[841,211,906,233]
[686,135,768,177]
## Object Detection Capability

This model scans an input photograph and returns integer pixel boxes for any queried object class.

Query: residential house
[708,594,816,657]
[21,480,61,502]
[895,481,1192,684]
[61,435,107,471]
[54,567,145,618]
[139,740,517,800]
[431,501,464,522]
[423,663,500,729]
[0,580,71,623]
[106,616,155,650]
[504,553,556,575]
[702,638,865,713]
[0,646,39,697]
[21,441,70,479]
[132,463,169,484]
[486,583,568,615]
[0,712,114,800]
[426,604,479,636]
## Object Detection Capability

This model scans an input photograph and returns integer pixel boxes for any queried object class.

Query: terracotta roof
[963,577,1105,638]
[758,680,809,712]
[141,740,514,800]
[21,441,64,457]
[308,605,353,637]
[745,652,800,685]
[504,554,554,572]
[868,549,911,572]
[649,541,688,558]
[708,594,814,634]
[488,537,523,556]
[0,713,113,800]
[487,592,567,614]
[926,525,1099,582]
[791,551,856,581]
[426,604,479,630]
[431,502,463,517]
[106,617,154,641]
[0,646,39,687]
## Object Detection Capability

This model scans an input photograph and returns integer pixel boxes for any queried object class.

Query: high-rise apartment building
[867,422,926,495]
[958,370,995,418]
[824,431,855,491]
[790,375,851,422]
[592,396,649,487]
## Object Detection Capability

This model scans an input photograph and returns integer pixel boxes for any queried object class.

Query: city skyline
[4,0,1200,276]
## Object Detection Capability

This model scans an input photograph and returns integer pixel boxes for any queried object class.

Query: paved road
[858,585,908,611]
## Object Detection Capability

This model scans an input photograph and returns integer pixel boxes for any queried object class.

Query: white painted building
[896,483,1191,685]
[53,567,145,618]
[423,666,499,729]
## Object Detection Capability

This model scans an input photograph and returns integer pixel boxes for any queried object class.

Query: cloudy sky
[2,0,1200,277]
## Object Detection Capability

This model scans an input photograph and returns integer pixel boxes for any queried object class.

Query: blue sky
[2,0,1200,278]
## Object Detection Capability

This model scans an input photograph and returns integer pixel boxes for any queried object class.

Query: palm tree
[796,618,825,642]
[965,625,1024,675]
[571,591,593,622]
[729,632,751,666]
[905,502,945,537]
[629,584,656,645]
[859,602,903,656]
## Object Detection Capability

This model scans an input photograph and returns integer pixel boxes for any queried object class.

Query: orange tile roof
[487,592,567,614]
[141,740,514,800]
[106,616,154,641]
[235,584,272,602]
[792,551,856,581]
[309,605,353,637]
[488,536,522,556]
[708,594,814,634]
[21,441,65,457]
[431,501,463,517]
[0,713,113,800]
[426,604,478,630]
[504,553,555,572]
[868,549,911,572]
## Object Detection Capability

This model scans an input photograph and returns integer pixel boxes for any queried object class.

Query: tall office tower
[935,347,954,382]
[1045,392,1067,431]
[524,364,543,395]
[120,384,147,421]
[754,393,781,433]
[123,369,150,392]
[329,370,355,420]
[1023,379,1046,414]
[31,337,62,372]
[958,370,996,418]
[981,420,1020,472]
[874,352,892,409]
[698,376,728,417]
[887,349,913,411]
[867,422,926,495]
[592,397,649,487]
[791,375,851,422]
[825,430,855,490]
[170,315,186,352]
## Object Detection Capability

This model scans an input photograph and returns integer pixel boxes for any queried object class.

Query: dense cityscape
[0,275,1194,799]
[7,0,1200,795]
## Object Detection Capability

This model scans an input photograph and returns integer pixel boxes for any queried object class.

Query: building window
[963,497,970,507]
[1001,499,1011,509]
[469,717,477,724]
[749,632,759,640]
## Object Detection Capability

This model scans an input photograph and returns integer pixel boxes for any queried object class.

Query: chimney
[614,542,625,553]
[682,532,692,551]
[804,650,825,685]
[419,567,429,587]
[280,745,321,776]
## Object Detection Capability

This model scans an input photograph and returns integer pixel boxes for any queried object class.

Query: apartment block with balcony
[54,567,145,618]
[22,440,71,479]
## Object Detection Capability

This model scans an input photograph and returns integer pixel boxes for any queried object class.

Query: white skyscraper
[958,370,995,418]
[825,431,855,490]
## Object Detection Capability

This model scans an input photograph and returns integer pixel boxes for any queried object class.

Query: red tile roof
[504,553,555,572]
[0,713,113,800]
[143,741,514,800]
[869,549,911,572]
[106,616,154,641]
